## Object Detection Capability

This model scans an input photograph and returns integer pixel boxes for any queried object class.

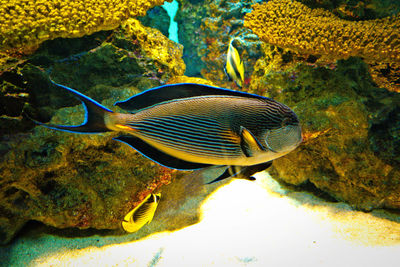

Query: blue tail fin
[36,80,113,134]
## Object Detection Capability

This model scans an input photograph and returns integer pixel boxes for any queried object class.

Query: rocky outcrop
[175,0,400,211]
[0,19,185,245]
[259,58,400,211]
[1,0,400,246]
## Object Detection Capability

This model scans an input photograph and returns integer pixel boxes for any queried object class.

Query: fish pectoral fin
[239,126,265,157]
[114,135,212,170]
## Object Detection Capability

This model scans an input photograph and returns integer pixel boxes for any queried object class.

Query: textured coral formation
[175,0,207,77]
[166,75,216,86]
[244,0,400,91]
[0,87,175,245]
[178,0,264,89]
[244,0,400,65]
[121,19,185,77]
[0,0,171,52]
[257,58,400,211]
[0,12,186,244]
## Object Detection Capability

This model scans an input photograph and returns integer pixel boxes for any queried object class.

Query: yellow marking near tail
[115,124,134,131]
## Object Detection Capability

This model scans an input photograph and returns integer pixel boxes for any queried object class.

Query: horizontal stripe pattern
[128,115,242,158]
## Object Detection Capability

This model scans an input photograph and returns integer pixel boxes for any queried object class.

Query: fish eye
[281,118,290,127]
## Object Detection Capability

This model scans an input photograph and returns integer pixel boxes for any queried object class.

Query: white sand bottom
[2,171,400,267]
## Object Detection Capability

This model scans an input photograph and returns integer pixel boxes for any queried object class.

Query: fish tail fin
[36,80,114,134]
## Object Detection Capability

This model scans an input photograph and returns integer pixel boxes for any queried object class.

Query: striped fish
[36,81,302,183]
[225,38,244,88]
[122,193,161,233]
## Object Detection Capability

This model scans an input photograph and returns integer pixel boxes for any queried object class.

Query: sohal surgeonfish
[225,38,244,88]
[122,193,161,233]
[36,81,302,183]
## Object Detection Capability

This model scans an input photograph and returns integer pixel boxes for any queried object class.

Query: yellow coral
[0,0,171,52]
[122,19,185,76]
[244,0,400,66]
[166,75,216,86]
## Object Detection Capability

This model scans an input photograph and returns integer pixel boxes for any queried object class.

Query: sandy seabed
[2,171,400,267]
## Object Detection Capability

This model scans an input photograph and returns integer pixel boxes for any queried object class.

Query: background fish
[122,193,161,233]
[36,81,302,182]
[225,38,245,88]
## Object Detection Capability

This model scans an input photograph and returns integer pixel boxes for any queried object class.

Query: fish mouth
[265,125,302,153]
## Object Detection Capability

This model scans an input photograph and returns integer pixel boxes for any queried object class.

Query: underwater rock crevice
[0,14,187,244]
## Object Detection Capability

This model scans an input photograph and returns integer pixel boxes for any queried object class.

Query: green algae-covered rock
[1,19,185,134]
[176,0,206,77]
[253,57,400,211]
[138,6,170,37]
[0,101,175,245]
[0,19,186,245]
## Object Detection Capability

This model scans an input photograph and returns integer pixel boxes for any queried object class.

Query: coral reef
[190,0,264,88]
[244,0,400,91]
[138,6,170,37]
[257,57,400,211]
[0,101,174,244]
[175,0,207,77]
[166,75,216,86]
[176,0,400,211]
[300,0,400,20]
[244,0,399,65]
[1,0,400,247]
[0,0,171,52]
[0,15,185,244]
[0,19,185,136]
[121,19,185,77]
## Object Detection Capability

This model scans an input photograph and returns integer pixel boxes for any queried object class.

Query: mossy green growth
[0,15,186,245]
[251,57,400,211]
[50,43,143,93]
[0,101,174,244]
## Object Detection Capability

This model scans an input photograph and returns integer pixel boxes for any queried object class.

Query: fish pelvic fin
[37,81,113,134]
[206,161,272,184]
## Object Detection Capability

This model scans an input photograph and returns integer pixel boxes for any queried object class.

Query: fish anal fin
[114,135,212,170]
[240,126,264,157]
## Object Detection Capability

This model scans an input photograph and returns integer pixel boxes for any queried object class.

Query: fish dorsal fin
[114,83,267,112]
[239,126,265,157]
[114,135,212,170]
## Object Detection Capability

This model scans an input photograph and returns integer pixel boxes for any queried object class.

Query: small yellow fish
[225,38,245,88]
[122,193,161,233]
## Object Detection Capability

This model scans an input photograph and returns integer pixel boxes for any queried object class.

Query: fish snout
[265,124,302,153]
